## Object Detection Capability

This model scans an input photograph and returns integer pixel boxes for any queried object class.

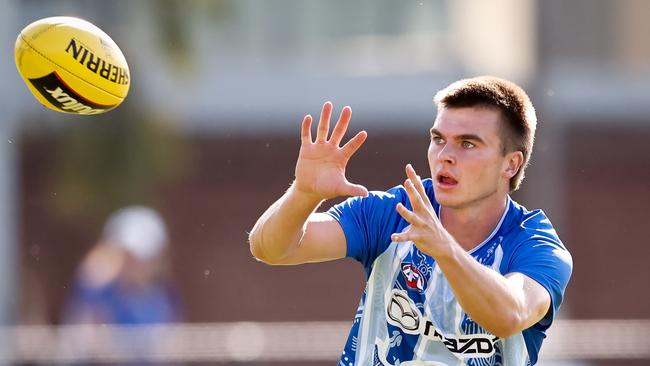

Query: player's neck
[439,193,509,251]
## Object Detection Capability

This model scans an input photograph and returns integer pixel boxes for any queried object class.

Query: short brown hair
[433,76,537,191]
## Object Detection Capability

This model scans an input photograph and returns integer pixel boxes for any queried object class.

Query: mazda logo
[387,291,420,331]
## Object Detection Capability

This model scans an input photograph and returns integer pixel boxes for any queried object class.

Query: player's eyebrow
[430,128,485,144]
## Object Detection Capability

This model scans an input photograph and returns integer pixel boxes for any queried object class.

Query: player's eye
[432,136,444,145]
[461,141,475,149]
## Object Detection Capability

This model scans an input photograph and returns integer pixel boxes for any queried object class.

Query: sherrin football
[14,16,130,115]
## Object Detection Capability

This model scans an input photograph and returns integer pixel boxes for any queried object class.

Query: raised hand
[391,164,454,257]
[294,101,368,200]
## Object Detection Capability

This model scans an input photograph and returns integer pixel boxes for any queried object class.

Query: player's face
[428,107,512,209]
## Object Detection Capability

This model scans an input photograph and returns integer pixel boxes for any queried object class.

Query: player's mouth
[436,172,458,189]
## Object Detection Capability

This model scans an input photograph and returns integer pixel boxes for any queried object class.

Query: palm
[296,142,351,199]
[294,102,368,199]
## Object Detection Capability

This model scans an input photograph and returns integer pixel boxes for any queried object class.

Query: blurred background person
[62,205,182,365]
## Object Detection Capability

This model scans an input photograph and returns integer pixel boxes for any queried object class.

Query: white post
[0,0,19,328]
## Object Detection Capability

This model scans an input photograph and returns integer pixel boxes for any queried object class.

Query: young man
[249,76,572,365]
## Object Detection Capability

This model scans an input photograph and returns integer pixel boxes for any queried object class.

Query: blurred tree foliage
[152,0,232,71]
[50,106,190,218]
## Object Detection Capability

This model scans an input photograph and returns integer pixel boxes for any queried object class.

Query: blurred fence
[1,319,649,363]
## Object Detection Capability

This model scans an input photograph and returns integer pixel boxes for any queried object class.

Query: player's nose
[436,143,456,165]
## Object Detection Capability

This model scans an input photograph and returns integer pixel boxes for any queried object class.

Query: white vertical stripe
[491,244,504,271]
[356,240,407,365]
[356,263,377,364]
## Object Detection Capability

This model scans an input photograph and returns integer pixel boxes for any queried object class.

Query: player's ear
[503,150,524,179]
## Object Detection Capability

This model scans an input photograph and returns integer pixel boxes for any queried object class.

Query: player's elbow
[248,230,285,265]
[248,231,270,263]
[490,324,518,339]
[490,293,550,338]
[486,313,527,339]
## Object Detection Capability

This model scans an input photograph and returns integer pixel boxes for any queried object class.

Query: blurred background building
[0,0,649,365]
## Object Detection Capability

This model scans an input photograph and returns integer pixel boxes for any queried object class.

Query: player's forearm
[436,245,529,338]
[248,183,324,264]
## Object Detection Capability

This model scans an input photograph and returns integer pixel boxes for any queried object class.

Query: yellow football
[14,16,130,115]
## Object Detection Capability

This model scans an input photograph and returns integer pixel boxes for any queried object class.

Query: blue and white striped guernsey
[327,179,572,366]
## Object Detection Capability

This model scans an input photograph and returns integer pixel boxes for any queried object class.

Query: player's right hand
[294,101,369,200]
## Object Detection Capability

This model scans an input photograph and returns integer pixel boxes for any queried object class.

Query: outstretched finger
[341,130,368,158]
[328,106,352,146]
[406,164,432,210]
[395,202,426,227]
[403,179,427,214]
[391,229,411,243]
[316,101,333,142]
[301,114,313,145]
[342,180,369,198]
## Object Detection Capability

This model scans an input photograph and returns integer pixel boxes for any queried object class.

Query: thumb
[343,181,369,197]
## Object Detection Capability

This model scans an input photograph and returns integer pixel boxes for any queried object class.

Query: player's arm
[249,187,348,265]
[392,164,550,338]
[433,248,550,338]
[249,102,368,265]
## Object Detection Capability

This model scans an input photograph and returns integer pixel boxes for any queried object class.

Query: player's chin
[432,189,463,208]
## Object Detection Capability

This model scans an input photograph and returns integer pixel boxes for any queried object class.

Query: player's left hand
[391,164,454,258]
